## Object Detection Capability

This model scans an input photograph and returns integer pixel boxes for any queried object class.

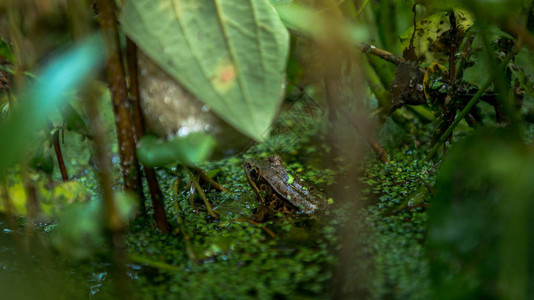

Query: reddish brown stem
[145,169,170,233]
[125,39,170,233]
[95,0,143,209]
[94,2,136,296]
[52,130,68,181]
[126,39,144,142]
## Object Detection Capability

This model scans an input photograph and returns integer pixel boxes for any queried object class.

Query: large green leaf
[120,0,289,142]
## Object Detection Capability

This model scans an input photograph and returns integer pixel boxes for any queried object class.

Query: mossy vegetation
[1,1,534,299]
[123,119,434,299]
[0,102,435,299]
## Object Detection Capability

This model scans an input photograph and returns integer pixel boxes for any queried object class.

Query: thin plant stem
[185,166,220,219]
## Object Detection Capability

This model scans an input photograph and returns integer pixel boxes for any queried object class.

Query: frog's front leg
[254,204,273,222]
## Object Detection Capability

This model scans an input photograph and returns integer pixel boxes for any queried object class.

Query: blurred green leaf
[53,201,104,259]
[274,3,368,41]
[114,191,139,222]
[137,133,216,167]
[515,47,534,80]
[120,0,289,142]
[418,0,528,18]
[462,50,491,88]
[459,0,528,22]
[427,128,534,299]
[512,46,534,97]
[60,101,89,136]
[463,26,515,88]
[416,0,465,11]
[205,168,221,179]
[30,141,55,175]
[0,38,13,63]
[274,3,322,34]
[0,35,103,172]
[52,191,137,259]
[270,0,292,5]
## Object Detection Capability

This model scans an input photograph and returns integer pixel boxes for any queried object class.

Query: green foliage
[0,38,13,63]
[60,101,90,137]
[330,147,436,299]
[0,178,88,216]
[120,0,289,142]
[130,219,334,299]
[53,191,138,259]
[136,133,216,167]
[512,46,534,98]
[274,3,368,42]
[427,128,534,299]
[2,1,534,299]
[351,207,431,299]
[418,0,528,19]
[462,49,493,88]
[0,230,89,300]
[0,35,102,172]
[462,26,516,88]
[361,149,435,209]
[0,98,435,299]
[459,0,528,22]
[30,141,55,175]
[53,201,105,259]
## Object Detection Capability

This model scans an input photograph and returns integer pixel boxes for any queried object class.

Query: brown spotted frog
[244,156,328,220]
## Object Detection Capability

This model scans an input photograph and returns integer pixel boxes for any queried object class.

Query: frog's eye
[249,167,259,180]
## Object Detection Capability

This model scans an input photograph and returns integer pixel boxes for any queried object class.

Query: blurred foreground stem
[83,82,129,299]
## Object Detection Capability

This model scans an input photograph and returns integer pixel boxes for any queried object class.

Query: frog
[243,155,328,221]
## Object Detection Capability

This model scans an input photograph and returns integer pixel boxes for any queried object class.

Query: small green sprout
[287,174,295,184]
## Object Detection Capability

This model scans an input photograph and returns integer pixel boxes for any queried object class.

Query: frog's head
[243,156,284,201]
